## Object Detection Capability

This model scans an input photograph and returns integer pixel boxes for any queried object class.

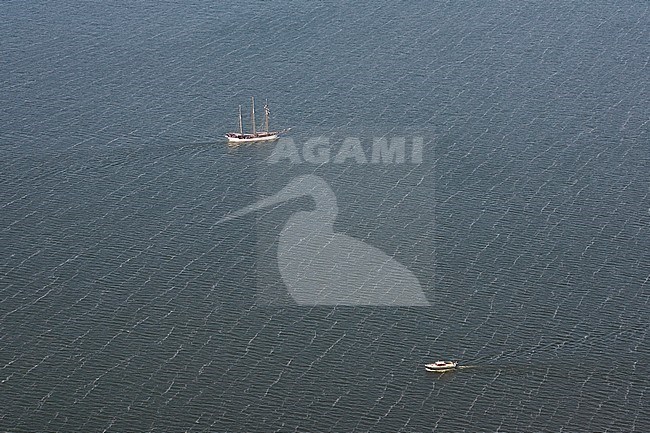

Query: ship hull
[225,133,279,143]
[425,361,458,372]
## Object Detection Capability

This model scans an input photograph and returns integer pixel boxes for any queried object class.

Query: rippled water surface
[2,1,649,431]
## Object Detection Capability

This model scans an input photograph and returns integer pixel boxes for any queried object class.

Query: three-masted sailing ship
[225,97,288,143]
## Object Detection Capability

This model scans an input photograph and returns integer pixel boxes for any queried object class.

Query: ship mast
[264,100,270,133]
[250,96,256,135]
[238,105,243,135]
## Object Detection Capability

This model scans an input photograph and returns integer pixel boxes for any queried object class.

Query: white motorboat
[425,360,458,372]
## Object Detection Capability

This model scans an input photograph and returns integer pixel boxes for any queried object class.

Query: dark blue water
[2,1,649,431]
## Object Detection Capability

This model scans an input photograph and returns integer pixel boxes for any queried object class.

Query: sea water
[1,1,648,431]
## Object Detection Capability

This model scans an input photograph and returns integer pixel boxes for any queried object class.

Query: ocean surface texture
[2,1,649,431]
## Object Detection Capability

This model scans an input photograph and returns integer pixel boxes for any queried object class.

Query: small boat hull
[425,361,458,372]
